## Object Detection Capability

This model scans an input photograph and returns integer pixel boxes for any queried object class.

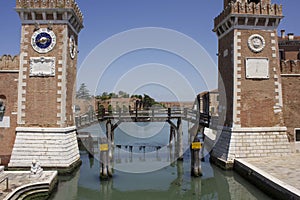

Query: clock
[248,34,265,53]
[31,28,56,53]
[69,35,76,59]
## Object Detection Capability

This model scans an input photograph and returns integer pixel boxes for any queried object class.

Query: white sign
[245,58,269,79]
[30,57,56,77]
[0,116,10,128]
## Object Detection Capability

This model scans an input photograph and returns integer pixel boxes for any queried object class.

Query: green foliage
[108,105,113,114]
[76,83,91,99]
[98,104,105,116]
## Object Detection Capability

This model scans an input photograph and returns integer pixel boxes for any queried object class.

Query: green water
[50,123,272,200]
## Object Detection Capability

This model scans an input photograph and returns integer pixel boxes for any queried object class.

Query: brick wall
[238,30,283,127]
[0,57,19,164]
[218,30,234,127]
[19,24,67,127]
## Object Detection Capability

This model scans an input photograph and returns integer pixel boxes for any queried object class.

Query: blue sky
[0,1,299,101]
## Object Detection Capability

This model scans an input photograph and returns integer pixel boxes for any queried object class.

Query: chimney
[288,33,294,40]
[280,30,285,38]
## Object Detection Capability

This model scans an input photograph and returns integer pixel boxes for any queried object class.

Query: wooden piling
[176,118,183,161]
[169,126,175,145]
[106,120,113,177]
[100,137,109,180]
[190,130,203,177]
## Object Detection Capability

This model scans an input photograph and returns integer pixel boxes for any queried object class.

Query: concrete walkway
[235,154,300,199]
[0,170,57,200]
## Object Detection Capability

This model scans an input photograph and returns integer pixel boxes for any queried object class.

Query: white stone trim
[60,29,68,127]
[233,30,241,127]
[15,126,76,133]
[232,126,287,132]
[281,74,300,77]
[17,52,26,125]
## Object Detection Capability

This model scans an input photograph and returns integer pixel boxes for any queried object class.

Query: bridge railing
[97,107,211,127]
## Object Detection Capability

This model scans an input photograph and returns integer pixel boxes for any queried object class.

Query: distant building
[278,30,300,142]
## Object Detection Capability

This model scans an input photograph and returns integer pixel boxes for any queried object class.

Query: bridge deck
[97,108,210,127]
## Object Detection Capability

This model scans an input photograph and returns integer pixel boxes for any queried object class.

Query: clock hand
[36,37,50,44]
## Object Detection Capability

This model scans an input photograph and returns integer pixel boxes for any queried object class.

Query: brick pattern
[218,31,234,126]
[0,72,19,165]
[9,127,79,167]
[238,30,283,127]
[212,127,291,161]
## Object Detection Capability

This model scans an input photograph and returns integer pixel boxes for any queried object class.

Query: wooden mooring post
[99,137,109,180]
[176,118,183,161]
[190,126,203,177]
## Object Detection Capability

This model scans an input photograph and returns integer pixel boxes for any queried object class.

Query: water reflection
[50,123,272,200]
[50,150,271,200]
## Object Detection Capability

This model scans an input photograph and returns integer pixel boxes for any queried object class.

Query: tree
[143,94,156,109]
[76,83,91,99]
[108,104,113,114]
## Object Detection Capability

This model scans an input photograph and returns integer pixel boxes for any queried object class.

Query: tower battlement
[16,0,83,33]
[280,60,300,74]
[214,1,282,33]
[215,1,282,27]
[0,55,19,71]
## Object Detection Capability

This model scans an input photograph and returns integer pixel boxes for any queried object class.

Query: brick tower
[9,0,83,169]
[211,0,291,168]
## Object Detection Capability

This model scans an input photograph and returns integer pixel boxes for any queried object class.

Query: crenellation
[214,1,282,31]
[280,60,300,74]
[18,0,84,22]
[0,55,20,71]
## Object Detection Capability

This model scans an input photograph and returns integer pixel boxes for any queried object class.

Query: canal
[50,122,271,200]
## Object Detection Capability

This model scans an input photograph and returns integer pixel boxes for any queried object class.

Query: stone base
[210,126,291,169]
[8,126,80,171]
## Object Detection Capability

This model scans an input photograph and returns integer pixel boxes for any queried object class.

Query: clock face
[31,28,56,53]
[69,35,76,59]
[248,34,265,53]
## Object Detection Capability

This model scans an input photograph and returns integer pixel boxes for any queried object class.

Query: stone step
[9,129,80,168]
